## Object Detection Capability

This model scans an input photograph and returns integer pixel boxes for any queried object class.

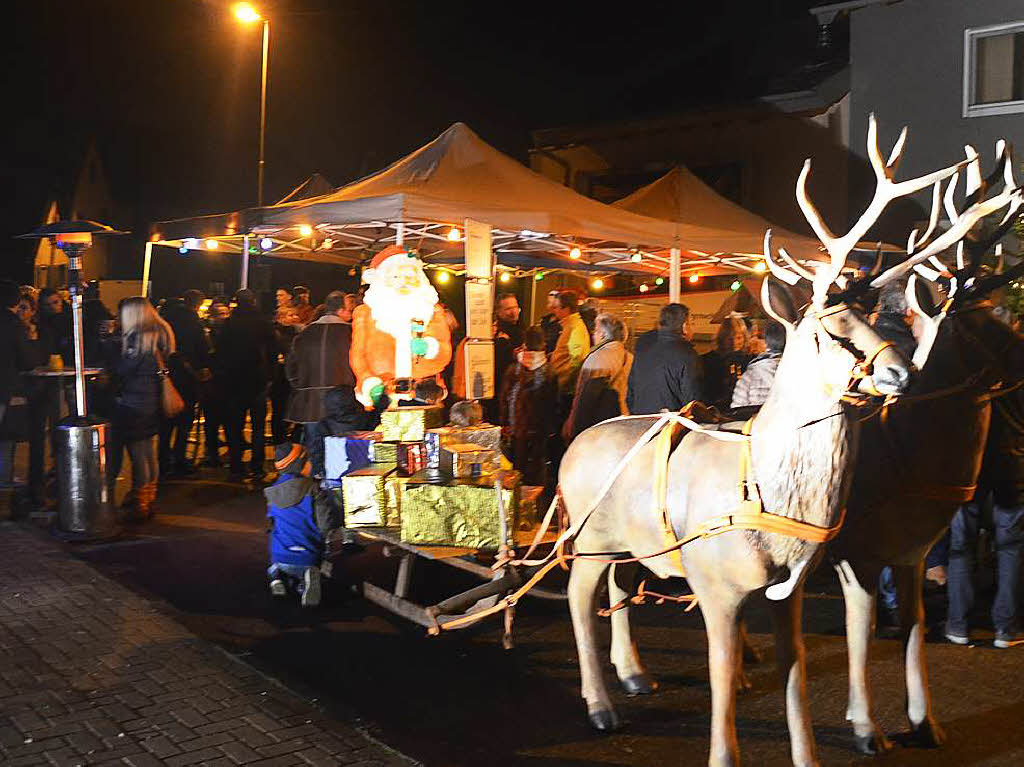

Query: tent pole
[529,270,538,325]
[669,247,681,303]
[396,222,404,247]
[141,241,153,298]
[241,234,250,290]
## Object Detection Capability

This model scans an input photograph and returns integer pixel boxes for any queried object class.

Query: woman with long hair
[108,297,175,520]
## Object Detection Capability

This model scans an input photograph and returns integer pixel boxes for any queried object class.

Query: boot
[121,489,146,522]
[138,482,158,520]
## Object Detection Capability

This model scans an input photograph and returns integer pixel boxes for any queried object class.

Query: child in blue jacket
[265,442,338,606]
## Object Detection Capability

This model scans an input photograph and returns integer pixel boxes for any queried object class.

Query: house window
[963,21,1024,117]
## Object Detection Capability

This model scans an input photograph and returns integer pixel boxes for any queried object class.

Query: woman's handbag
[155,350,185,418]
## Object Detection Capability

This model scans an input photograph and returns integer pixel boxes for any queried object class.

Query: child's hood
[264,473,318,508]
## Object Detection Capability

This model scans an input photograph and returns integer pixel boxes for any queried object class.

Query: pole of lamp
[257,19,269,207]
[669,247,681,303]
[241,234,251,289]
[66,246,88,417]
[141,241,153,298]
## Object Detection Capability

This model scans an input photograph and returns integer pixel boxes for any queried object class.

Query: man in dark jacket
[159,290,211,475]
[286,291,356,476]
[1,281,42,488]
[627,302,703,415]
[217,289,277,481]
[539,290,562,354]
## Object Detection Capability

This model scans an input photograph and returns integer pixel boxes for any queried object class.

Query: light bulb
[591,278,604,290]
[183,238,198,250]
[639,284,649,293]
[436,270,450,284]
[753,261,767,273]
[688,273,700,284]
[499,272,511,283]
[260,237,273,250]
[569,247,582,260]
[447,227,461,241]
[731,280,741,291]
[655,277,664,286]
[534,272,544,281]
[233,3,261,23]
[205,239,218,250]
[298,224,313,237]
[631,252,642,263]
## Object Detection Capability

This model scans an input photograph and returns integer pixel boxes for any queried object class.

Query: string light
[655,277,664,286]
[569,246,582,260]
[534,272,544,281]
[638,283,649,293]
[631,252,643,263]
[205,239,219,250]
[499,271,511,283]
[688,273,700,284]
[435,270,450,284]
[731,280,741,291]
[447,227,462,241]
[591,278,604,290]
[260,237,273,250]
[183,238,198,250]
[753,261,767,273]
[298,224,313,237]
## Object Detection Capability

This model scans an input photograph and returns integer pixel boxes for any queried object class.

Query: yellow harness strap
[653,420,685,575]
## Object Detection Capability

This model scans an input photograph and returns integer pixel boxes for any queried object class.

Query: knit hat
[273,442,307,475]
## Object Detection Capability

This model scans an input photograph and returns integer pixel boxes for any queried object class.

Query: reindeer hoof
[620,674,657,696]
[908,717,946,748]
[853,732,893,755]
[588,709,619,732]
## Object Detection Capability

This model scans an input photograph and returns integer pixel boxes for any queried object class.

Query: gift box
[342,464,398,527]
[517,485,545,530]
[369,441,399,463]
[425,424,504,470]
[380,405,443,442]
[400,471,521,549]
[397,442,427,476]
[324,436,373,479]
[439,443,497,479]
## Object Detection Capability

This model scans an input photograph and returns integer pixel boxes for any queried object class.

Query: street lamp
[234,3,270,207]
[17,219,127,540]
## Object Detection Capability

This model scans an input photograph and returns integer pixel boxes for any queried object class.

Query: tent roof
[613,166,824,263]
[276,173,334,204]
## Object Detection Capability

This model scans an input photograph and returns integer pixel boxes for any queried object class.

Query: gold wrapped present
[342,464,397,527]
[383,473,417,527]
[369,441,399,463]
[517,485,545,530]
[400,471,521,549]
[425,424,506,470]
[439,443,497,479]
[380,405,443,442]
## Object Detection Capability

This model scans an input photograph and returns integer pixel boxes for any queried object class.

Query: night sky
[3,0,825,282]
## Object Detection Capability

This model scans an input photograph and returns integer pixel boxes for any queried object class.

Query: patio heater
[17,220,127,539]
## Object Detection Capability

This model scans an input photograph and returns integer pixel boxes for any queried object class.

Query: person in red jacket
[350,246,451,407]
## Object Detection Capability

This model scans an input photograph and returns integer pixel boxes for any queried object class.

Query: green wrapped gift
[400,471,520,549]
[380,405,444,441]
[342,464,397,527]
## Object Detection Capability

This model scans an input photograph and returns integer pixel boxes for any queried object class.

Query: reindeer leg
[894,561,945,748]
[770,584,819,767]
[835,559,892,755]
[700,592,743,767]
[568,557,617,731]
[608,562,657,696]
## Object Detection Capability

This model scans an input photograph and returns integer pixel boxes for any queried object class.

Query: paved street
[4,472,1023,766]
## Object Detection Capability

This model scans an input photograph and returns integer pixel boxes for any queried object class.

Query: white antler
[797,114,968,304]
[762,230,803,285]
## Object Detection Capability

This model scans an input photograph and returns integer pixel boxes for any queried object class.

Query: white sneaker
[944,630,970,645]
[994,633,1020,649]
[301,566,321,607]
[269,578,287,597]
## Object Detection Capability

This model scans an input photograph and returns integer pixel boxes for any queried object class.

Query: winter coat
[265,472,332,567]
[702,349,752,410]
[540,313,560,354]
[549,312,591,393]
[730,352,781,409]
[978,376,1024,506]
[0,309,42,407]
[214,304,277,395]
[110,332,170,441]
[564,340,633,441]
[499,358,559,487]
[286,316,356,423]
[626,329,704,415]
[162,303,210,402]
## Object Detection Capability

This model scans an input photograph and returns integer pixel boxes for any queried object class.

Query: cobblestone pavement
[0,523,414,767]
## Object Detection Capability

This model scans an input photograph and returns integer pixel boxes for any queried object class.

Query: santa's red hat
[369,245,408,270]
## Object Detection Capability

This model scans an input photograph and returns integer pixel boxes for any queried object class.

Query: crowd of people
[1,276,1020,638]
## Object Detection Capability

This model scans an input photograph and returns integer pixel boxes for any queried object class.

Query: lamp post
[17,220,126,539]
[233,2,270,207]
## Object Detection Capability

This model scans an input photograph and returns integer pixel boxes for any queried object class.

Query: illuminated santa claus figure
[350,245,452,406]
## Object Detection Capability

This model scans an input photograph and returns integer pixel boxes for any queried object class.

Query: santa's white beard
[363,281,439,341]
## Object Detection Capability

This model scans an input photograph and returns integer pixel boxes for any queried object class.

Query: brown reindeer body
[828,304,1022,754]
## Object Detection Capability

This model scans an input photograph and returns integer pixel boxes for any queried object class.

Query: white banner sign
[464,219,493,280]
[464,339,495,399]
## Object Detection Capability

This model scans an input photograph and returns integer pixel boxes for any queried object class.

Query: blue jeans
[878,567,897,611]
[268,563,313,593]
[947,499,1023,635]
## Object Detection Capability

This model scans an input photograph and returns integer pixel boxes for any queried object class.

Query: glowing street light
[233,4,271,207]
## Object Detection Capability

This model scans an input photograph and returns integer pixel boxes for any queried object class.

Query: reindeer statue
[821,139,1024,755]
[557,116,942,767]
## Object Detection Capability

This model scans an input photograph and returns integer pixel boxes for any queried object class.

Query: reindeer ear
[906,273,940,319]
[760,275,799,332]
